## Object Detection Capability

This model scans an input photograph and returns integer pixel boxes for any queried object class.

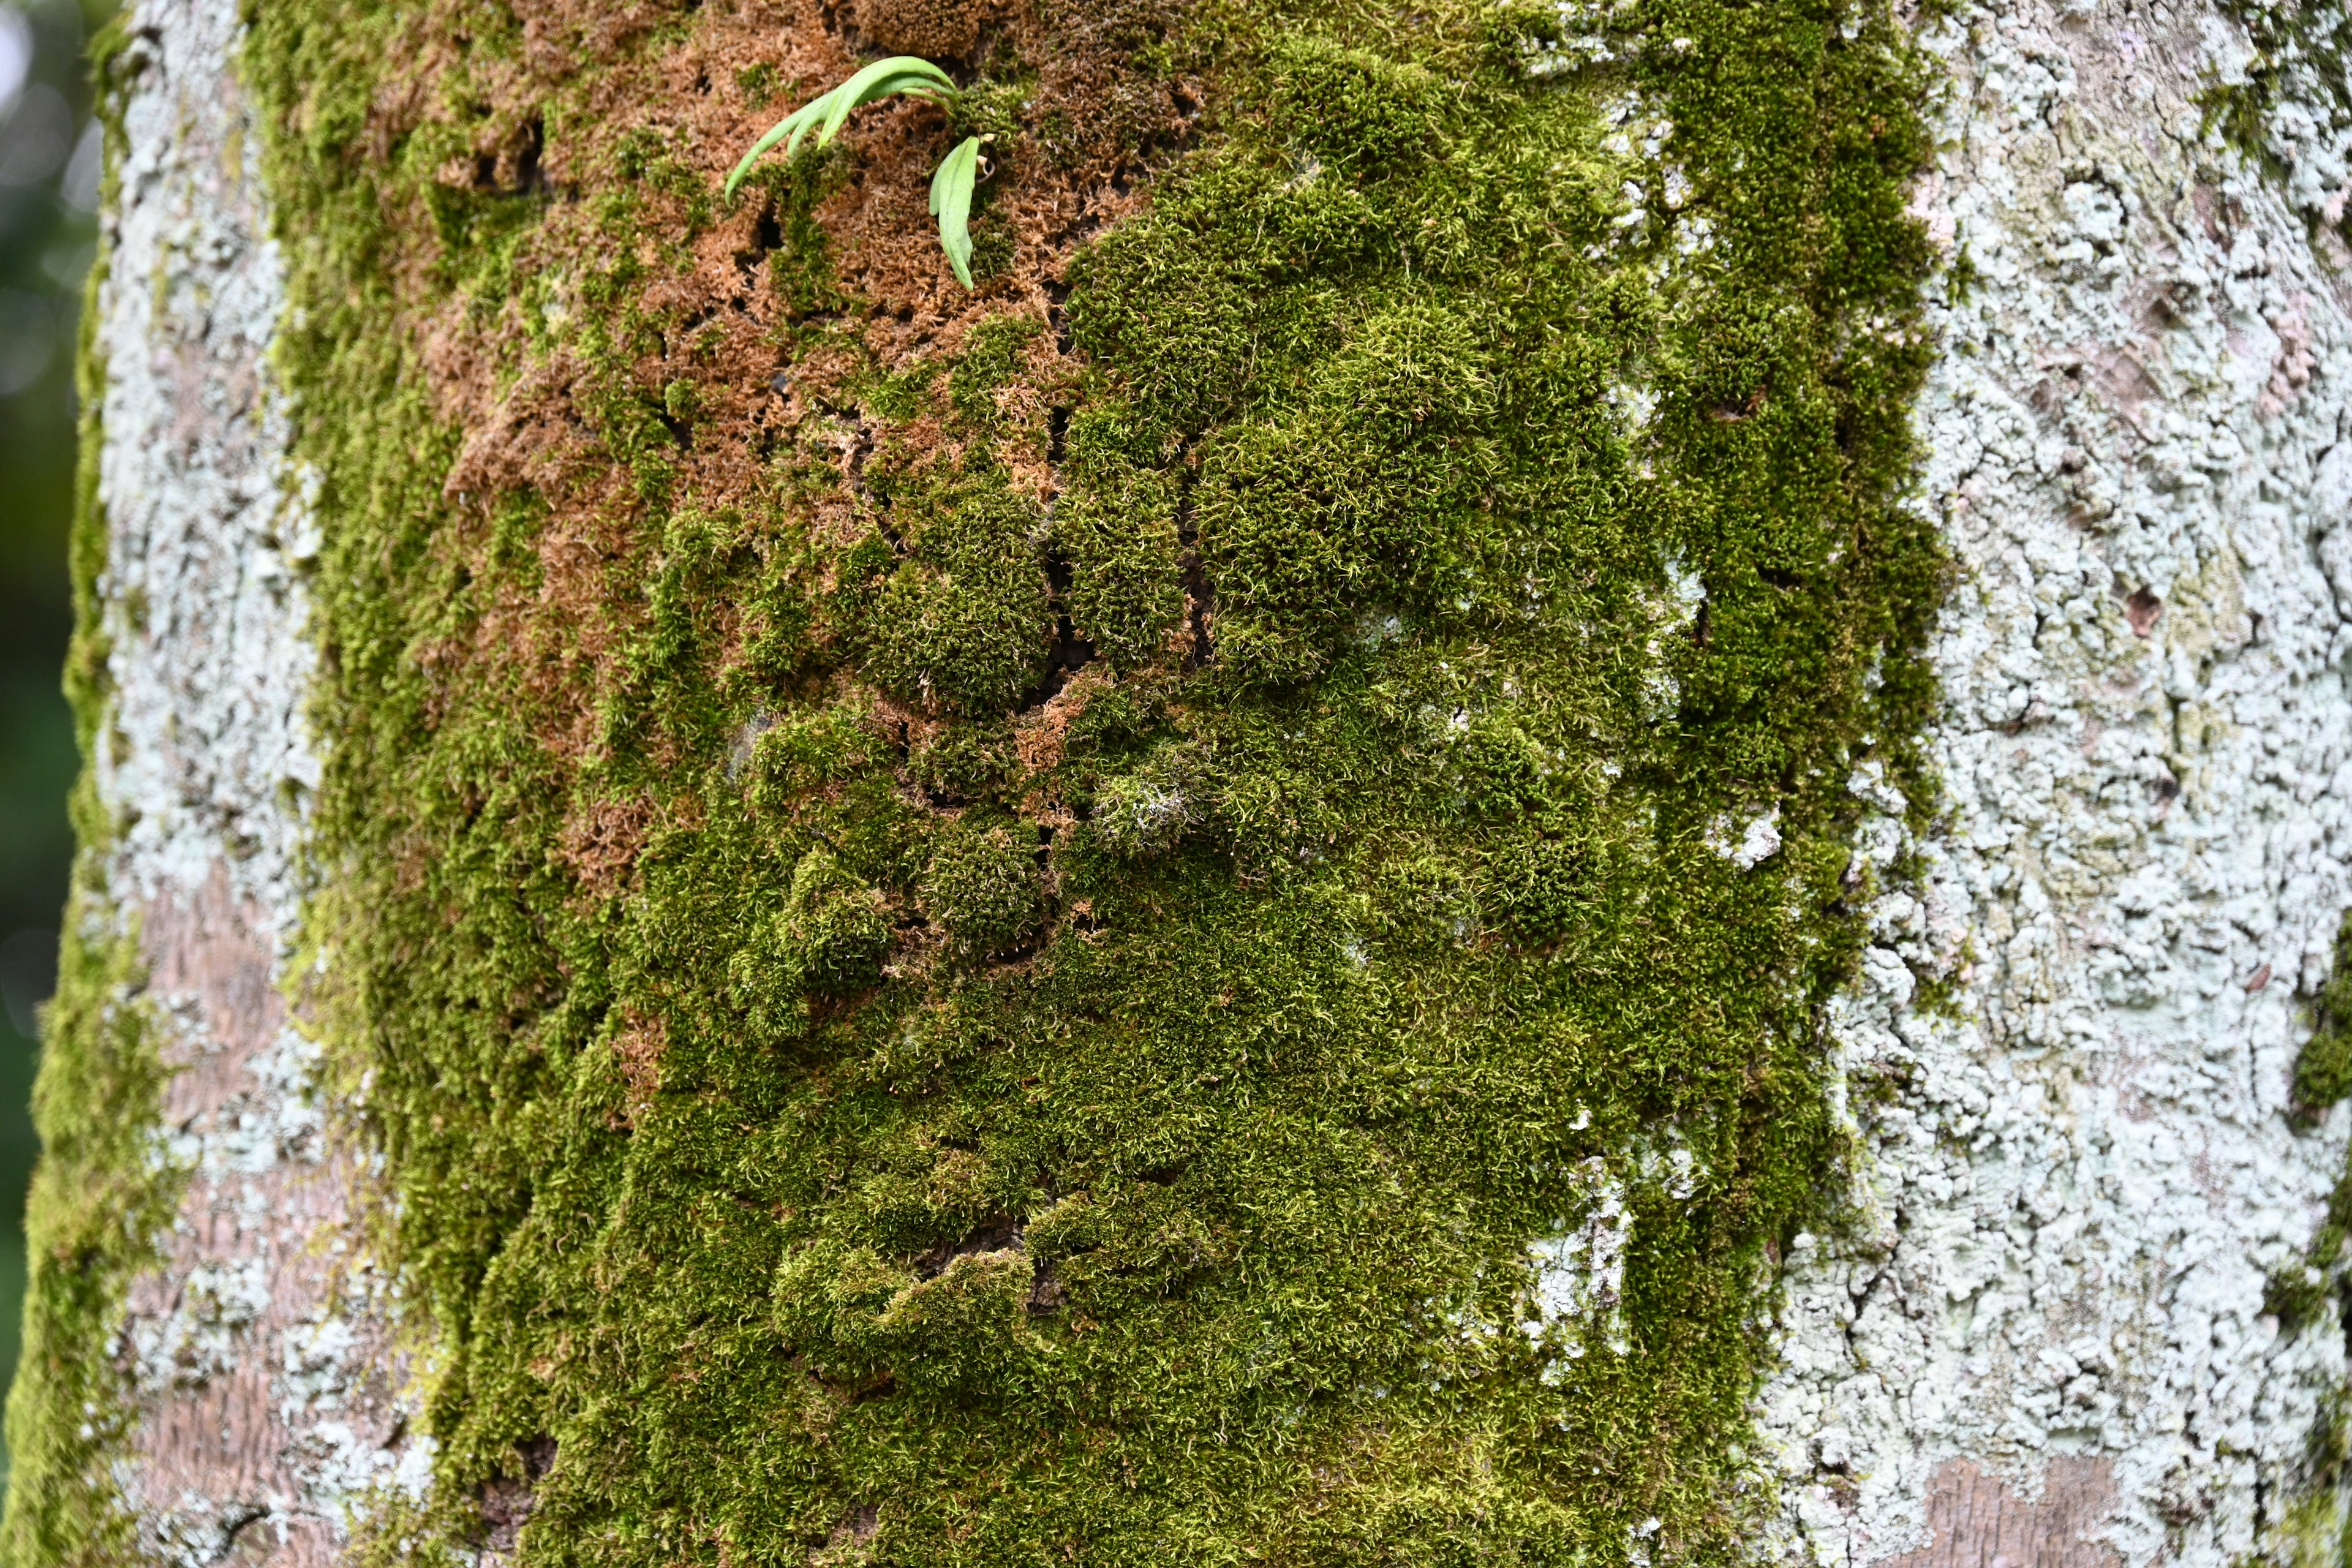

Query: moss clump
[918,813,1045,957]
[857,0,997,64]
[848,480,1055,714]
[947,314,1042,430]
[2275,913,2352,1333]
[2297,914,2352,1114]
[782,849,896,995]
[1051,426,1186,670]
[214,0,1944,1559]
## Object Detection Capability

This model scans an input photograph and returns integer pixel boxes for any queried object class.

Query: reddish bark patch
[1887,1458,2124,1568]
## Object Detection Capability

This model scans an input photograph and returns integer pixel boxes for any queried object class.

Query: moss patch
[2271,914,2352,1330]
[232,0,1940,1559]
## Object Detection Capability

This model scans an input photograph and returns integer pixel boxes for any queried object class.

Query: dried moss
[235,0,1940,1558]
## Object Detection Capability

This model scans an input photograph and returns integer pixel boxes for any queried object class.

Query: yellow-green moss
[228,0,1945,1559]
[0,907,163,1568]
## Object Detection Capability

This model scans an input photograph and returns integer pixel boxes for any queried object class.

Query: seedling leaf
[929,135,982,289]
[725,56,957,199]
[816,56,956,146]
[725,95,832,197]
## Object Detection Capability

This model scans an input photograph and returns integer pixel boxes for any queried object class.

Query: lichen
[2201,0,2352,244]
[232,0,1936,1556]
[2188,0,2352,1529]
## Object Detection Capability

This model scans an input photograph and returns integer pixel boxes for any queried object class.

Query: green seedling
[727,55,989,288]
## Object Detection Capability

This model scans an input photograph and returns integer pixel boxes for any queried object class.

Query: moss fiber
[13,0,1943,1558]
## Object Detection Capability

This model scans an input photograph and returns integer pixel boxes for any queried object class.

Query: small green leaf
[815,56,957,147]
[725,92,835,198]
[725,56,957,200]
[929,135,982,289]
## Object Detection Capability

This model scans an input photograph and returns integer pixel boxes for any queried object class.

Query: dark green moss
[222,0,1945,1560]
[850,480,1057,714]
[2297,914,2352,1114]
[2273,912,2352,1334]
[918,813,1047,959]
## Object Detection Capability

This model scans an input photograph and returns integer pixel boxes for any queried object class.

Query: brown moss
[853,0,1001,63]
[609,1011,668,1124]
[329,0,1194,826]
[556,791,657,900]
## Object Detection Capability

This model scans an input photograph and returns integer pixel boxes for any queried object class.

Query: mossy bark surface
[15,0,1945,1558]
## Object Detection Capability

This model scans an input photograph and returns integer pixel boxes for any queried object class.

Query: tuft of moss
[918,813,1046,958]
[2297,915,2352,1114]
[2274,913,2352,1340]
[850,480,1056,714]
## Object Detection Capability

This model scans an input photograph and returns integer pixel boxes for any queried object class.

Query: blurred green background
[0,0,103,1489]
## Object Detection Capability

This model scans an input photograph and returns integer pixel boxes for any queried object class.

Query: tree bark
[10,0,2352,1563]
[1762,7,2352,1562]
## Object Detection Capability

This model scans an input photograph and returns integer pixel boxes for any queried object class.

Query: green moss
[2299,915,2352,1114]
[736,62,782,111]
[782,850,897,996]
[221,0,1945,1559]
[0,911,167,1567]
[1054,412,1187,671]
[948,315,1041,429]
[2274,914,2352,1335]
[918,814,1047,959]
[850,480,1057,714]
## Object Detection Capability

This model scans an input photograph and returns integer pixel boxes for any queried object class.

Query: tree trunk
[1760,7,2352,1565]
[9,0,2352,1563]
[3,0,417,1561]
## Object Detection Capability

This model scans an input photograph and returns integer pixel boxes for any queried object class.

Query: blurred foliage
[0,0,106,1490]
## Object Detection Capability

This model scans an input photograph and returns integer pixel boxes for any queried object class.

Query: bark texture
[1764,4,2352,1562]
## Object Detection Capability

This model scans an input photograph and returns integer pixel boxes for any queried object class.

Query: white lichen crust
[1762,2,2352,1564]
[91,0,425,1559]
